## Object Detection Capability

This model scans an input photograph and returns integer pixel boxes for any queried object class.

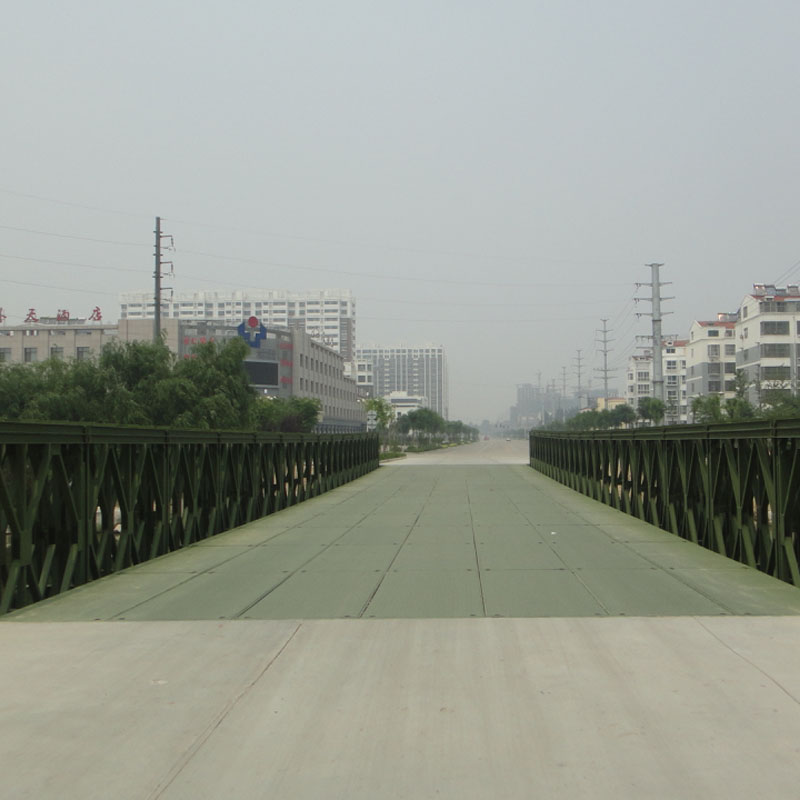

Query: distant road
[384,437,528,466]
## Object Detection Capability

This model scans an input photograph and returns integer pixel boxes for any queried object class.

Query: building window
[761,321,789,335]
[761,343,790,358]
[724,362,736,374]
[23,347,37,363]
[76,347,91,361]
[666,360,677,370]
[0,348,10,362]
[50,346,64,360]
[762,366,790,381]
[708,381,721,392]
[708,344,720,357]
[636,371,649,380]
[724,344,736,356]
[637,384,649,394]
[707,329,720,337]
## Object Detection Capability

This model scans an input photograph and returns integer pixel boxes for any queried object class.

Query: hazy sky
[2,1,799,422]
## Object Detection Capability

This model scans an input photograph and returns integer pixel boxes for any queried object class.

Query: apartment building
[625,337,689,423]
[355,344,448,419]
[119,288,356,360]
[685,314,738,402]
[736,284,800,404]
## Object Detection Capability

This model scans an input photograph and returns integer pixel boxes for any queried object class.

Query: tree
[253,397,320,433]
[691,394,723,424]
[365,396,393,430]
[609,404,637,428]
[637,397,666,426]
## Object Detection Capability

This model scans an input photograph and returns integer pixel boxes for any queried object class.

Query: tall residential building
[625,336,689,423]
[355,344,448,418]
[685,314,738,402]
[119,288,356,360]
[736,284,800,404]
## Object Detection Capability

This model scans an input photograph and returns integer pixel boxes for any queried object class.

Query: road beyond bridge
[3,439,800,798]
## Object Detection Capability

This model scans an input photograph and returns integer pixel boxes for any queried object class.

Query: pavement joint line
[466,478,487,617]
[233,480,413,618]
[357,476,440,619]
[106,471,402,618]
[694,617,800,706]
[504,488,611,615]
[144,622,303,800]
[529,469,740,615]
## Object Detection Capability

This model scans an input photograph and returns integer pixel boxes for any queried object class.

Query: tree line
[365,397,478,448]
[0,338,320,432]
[556,370,800,431]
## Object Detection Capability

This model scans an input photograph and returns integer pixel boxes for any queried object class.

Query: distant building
[385,390,427,420]
[0,317,117,364]
[119,288,356,360]
[355,344,448,418]
[685,314,738,405]
[0,316,364,432]
[625,336,689,423]
[736,284,800,404]
[124,319,365,432]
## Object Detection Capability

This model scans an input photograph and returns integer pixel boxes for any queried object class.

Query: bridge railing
[0,421,379,614]
[530,421,800,587]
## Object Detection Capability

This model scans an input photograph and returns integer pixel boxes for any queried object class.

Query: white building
[385,391,427,420]
[736,284,800,404]
[685,314,738,405]
[625,337,689,423]
[355,344,448,419]
[119,288,356,360]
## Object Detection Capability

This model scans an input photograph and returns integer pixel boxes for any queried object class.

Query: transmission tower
[153,216,175,343]
[595,318,615,407]
[635,263,673,403]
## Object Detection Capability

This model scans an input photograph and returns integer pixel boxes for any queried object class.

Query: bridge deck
[4,441,800,799]
[8,447,800,622]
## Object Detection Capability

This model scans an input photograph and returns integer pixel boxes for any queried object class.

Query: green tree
[609,404,636,428]
[637,397,666,425]
[365,396,393,430]
[253,396,320,433]
[691,394,723,424]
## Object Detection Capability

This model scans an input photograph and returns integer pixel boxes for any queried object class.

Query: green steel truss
[530,420,800,587]
[0,421,379,614]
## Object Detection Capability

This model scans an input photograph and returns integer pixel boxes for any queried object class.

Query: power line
[0,224,148,247]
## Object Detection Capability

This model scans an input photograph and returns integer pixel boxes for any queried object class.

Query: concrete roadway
[3,439,800,798]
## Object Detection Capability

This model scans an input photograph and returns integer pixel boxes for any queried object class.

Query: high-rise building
[685,314,738,402]
[736,284,800,404]
[119,288,356,360]
[625,336,689,423]
[355,344,448,418]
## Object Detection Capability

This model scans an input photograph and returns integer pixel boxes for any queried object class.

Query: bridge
[3,436,800,797]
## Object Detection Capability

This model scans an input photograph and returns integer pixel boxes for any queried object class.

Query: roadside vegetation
[365,397,479,456]
[548,370,800,431]
[0,338,321,433]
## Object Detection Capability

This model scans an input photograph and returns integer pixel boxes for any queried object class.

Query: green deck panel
[131,545,251,573]
[114,571,288,620]
[6,572,195,622]
[477,541,565,570]
[364,570,485,618]
[6,462,800,621]
[242,572,384,619]
[391,542,478,570]
[481,570,606,617]
[575,567,729,616]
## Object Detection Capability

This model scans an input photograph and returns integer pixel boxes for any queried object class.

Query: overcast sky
[2,1,799,422]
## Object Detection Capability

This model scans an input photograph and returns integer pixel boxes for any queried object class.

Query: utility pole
[636,263,673,404]
[595,318,614,408]
[561,366,567,400]
[574,349,583,409]
[153,216,174,343]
